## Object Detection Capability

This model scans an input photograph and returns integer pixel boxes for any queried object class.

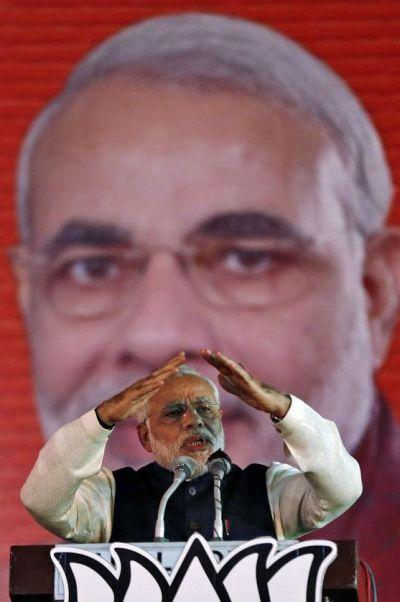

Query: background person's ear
[363,228,400,368]
[9,246,32,316]
[137,422,152,453]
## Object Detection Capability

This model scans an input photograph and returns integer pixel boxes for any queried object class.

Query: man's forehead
[149,375,217,408]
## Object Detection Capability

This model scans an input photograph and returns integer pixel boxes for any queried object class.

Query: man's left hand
[201,349,291,419]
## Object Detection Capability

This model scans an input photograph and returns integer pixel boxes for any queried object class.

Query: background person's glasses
[12,236,321,318]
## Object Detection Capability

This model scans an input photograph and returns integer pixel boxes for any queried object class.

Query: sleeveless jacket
[111,462,276,542]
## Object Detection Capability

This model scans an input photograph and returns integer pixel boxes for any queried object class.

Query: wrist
[95,405,115,429]
[270,393,292,422]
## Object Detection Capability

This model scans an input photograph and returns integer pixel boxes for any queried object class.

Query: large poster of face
[1,3,400,601]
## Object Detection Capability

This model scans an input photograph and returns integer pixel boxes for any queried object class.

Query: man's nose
[181,406,204,429]
[109,253,212,367]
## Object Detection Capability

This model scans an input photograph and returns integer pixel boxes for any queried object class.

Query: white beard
[147,424,225,479]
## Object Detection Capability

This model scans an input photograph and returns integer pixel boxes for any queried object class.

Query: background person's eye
[218,248,275,274]
[54,256,122,285]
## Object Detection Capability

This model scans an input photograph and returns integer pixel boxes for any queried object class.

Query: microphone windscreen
[207,449,232,476]
[171,455,197,479]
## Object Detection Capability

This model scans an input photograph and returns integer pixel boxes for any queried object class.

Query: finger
[217,373,240,395]
[217,372,253,399]
[259,381,279,394]
[125,377,165,396]
[200,349,224,369]
[128,396,150,411]
[164,350,186,366]
[150,367,180,386]
[126,353,185,390]
[144,377,167,390]
[155,360,184,376]
[202,351,251,388]
[131,395,153,408]
[214,351,243,371]
[201,351,246,387]
[151,352,186,376]
[136,377,167,393]
[125,398,151,419]
[206,351,240,372]
[138,362,182,392]
[151,357,182,377]
[130,385,165,407]
[214,352,252,381]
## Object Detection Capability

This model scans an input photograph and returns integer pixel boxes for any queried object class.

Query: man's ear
[137,422,152,453]
[363,228,400,368]
[9,246,32,316]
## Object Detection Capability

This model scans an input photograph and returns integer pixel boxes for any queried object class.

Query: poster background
[1,1,399,598]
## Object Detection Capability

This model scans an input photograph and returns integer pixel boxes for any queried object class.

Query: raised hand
[201,349,291,418]
[96,352,186,425]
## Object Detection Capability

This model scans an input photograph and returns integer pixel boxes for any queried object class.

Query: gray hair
[175,364,220,403]
[17,12,393,243]
[135,363,220,424]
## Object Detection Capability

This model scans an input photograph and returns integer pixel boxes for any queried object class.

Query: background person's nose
[109,253,212,368]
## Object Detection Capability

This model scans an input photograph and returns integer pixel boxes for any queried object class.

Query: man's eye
[164,407,185,419]
[54,256,122,285]
[195,404,213,416]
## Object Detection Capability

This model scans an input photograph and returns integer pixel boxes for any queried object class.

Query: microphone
[154,455,196,541]
[207,450,232,540]
[207,450,232,480]
[171,455,197,483]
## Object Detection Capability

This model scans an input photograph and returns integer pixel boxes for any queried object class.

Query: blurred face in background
[17,76,380,468]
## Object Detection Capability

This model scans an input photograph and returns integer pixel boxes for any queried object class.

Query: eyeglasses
[147,399,221,424]
[12,236,322,318]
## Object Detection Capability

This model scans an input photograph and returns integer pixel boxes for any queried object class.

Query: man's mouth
[181,435,211,452]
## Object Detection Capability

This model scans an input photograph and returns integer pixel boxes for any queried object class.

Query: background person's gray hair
[17,12,393,243]
[135,363,220,424]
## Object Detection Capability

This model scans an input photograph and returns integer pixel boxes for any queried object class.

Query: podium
[9,539,359,601]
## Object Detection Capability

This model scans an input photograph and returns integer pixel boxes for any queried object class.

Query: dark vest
[111,462,276,542]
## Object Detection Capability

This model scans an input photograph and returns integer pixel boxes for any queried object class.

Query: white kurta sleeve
[20,410,115,543]
[266,395,362,540]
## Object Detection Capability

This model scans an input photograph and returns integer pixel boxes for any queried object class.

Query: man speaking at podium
[21,350,361,543]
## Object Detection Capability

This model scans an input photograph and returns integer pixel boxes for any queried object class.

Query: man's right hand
[96,352,186,426]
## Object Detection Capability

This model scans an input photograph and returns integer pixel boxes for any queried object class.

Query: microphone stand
[154,456,196,542]
[212,473,224,540]
[207,450,232,541]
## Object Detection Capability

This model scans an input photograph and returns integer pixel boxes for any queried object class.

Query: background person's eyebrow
[42,220,132,256]
[190,211,310,243]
